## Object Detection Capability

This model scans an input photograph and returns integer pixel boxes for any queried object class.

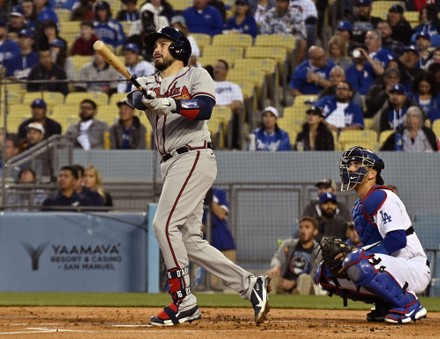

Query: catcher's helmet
[339,146,384,191]
[144,27,192,66]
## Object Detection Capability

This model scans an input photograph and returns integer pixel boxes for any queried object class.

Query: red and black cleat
[150,302,201,326]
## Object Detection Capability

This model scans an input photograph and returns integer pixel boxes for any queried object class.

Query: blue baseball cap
[389,84,406,95]
[18,28,33,38]
[389,4,404,14]
[404,45,419,56]
[10,5,24,17]
[355,0,372,6]
[319,192,337,205]
[337,20,352,32]
[31,98,47,109]
[416,31,431,41]
[50,38,66,48]
[123,43,140,54]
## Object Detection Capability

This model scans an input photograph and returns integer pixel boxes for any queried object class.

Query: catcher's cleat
[251,275,270,325]
[149,303,201,326]
[384,300,427,324]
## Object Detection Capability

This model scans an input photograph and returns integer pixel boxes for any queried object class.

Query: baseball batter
[127,27,270,326]
[316,146,430,324]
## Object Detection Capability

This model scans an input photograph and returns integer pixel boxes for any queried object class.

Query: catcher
[315,146,430,324]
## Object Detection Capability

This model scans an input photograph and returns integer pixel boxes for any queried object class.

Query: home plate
[111,324,153,328]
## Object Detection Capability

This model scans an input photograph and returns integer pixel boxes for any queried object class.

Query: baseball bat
[93,40,149,96]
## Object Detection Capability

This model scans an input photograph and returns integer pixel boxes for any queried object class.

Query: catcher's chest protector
[352,186,389,246]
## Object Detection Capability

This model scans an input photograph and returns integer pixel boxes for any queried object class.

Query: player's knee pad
[343,251,417,309]
[315,261,381,305]
[342,250,377,286]
[167,266,191,302]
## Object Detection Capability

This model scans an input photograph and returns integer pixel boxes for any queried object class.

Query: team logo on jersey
[379,211,392,224]
[165,85,191,100]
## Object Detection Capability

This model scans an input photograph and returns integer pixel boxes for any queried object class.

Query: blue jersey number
[380,211,392,224]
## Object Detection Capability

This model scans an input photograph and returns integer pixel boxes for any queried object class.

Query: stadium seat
[22,91,65,106]
[65,92,109,107]
[255,34,295,51]
[371,1,405,19]
[363,118,373,130]
[338,130,378,150]
[109,92,129,105]
[405,11,419,24]
[60,21,81,35]
[234,58,277,105]
[202,45,244,63]
[71,55,92,73]
[54,8,71,22]
[432,120,440,138]
[191,33,211,51]
[168,0,192,11]
[98,105,119,126]
[212,34,253,48]
[280,106,307,126]
[3,104,32,132]
[379,130,394,147]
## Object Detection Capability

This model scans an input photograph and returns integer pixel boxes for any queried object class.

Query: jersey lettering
[380,211,392,224]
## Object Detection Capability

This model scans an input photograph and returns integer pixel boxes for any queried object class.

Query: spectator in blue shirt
[249,106,291,151]
[345,47,375,95]
[314,80,364,133]
[0,19,20,64]
[411,5,440,47]
[4,29,38,79]
[182,0,223,36]
[290,45,334,97]
[379,84,415,132]
[202,186,237,290]
[410,71,440,124]
[35,0,59,23]
[224,0,258,38]
[93,0,126,48]
[364,30,394,76]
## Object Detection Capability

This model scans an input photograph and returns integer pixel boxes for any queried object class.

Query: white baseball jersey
[372,190,426,260]
[134,66,216,155]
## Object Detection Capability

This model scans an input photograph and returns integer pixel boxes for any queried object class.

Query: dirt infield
[0,307,438,338]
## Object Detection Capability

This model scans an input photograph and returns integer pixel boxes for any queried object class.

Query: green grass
[0,293,439,311]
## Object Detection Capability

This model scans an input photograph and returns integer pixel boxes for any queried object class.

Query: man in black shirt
[41,166,92,211]
[27,48,68,95]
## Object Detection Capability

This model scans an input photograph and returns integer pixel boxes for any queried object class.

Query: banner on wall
[0,212,148,292]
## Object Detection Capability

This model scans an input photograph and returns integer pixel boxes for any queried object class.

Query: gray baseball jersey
[133,66,215,154]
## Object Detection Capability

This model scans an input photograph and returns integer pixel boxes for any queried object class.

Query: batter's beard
[154,56,175,72]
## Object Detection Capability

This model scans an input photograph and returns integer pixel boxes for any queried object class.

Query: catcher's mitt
[319,236,355,278]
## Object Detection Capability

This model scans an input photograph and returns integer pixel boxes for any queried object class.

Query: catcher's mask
[339,146,384,191]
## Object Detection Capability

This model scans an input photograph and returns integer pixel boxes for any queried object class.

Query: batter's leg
[150,151,216,325]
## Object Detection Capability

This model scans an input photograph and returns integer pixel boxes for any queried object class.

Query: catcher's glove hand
[319,236,355,278]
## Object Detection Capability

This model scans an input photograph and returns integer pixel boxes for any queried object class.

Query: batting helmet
[339,146,384,191]
[144,27,192,66]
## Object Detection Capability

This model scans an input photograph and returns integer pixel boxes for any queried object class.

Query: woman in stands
[410,71,440,124]
[224,0,258,38]
[84,165,113,207]
[294,107,334,151]
[326,35,352,71]
[380,106,438,152]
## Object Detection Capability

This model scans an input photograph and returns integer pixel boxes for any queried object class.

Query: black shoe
[250,275,270,325]
[149,303,201,326]
[366,302,389,322]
